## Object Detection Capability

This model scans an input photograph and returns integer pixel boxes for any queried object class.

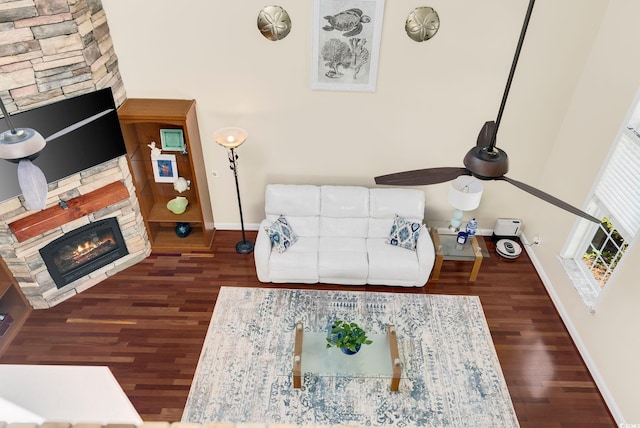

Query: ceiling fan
[374,0,599,224]
[0,96,113,211]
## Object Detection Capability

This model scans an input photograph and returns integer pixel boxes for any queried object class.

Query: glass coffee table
[428,220,489,281]
[291,322,402,391]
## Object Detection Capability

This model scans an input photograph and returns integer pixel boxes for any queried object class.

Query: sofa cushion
[367,238,420,284]
[265,215,298,253]
[318,237,368,284]
[368,188,425,238]
[386,214,423,251]
[320,185,369,218]
[265,184,321,217]
[269,237,319,283]
[320,217,368,238]
[370,188,425,218]
[264,184,321,237]
[266,215,319,238]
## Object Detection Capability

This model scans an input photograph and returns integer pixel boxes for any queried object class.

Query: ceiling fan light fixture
[463,146,509,179]
[0,128,47,160]
[17,158,48,210]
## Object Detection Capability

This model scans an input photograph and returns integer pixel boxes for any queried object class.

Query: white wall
[102,0,603,228]
[522,0,640,422]
[102,0,640,422]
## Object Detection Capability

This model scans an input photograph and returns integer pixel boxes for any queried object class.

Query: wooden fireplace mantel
[9,181,130,243]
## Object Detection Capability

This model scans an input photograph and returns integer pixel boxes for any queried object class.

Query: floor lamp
[214,127,254,254]
[448,176,483,231]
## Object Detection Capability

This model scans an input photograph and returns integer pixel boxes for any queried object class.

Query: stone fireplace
[0,157,151,308]
[0,0,149,308]
[40,216,128,288]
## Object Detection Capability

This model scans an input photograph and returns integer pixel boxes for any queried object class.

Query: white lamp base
[449,209,463,232]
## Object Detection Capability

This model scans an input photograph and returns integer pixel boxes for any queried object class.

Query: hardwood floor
[1,231,616,427]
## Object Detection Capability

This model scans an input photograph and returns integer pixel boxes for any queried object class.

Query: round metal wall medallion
[405,7,440,42]
[257,5,292,41]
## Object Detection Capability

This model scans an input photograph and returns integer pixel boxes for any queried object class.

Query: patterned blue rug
[182,287,519,427]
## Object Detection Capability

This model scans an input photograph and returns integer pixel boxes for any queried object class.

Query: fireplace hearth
[40,217,129,288]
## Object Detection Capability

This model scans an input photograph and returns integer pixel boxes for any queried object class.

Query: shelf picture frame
[311,0,385,92]
[151,154,178,183]
[160,128,186,152]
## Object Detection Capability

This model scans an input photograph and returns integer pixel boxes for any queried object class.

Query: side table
[428,221,489,282]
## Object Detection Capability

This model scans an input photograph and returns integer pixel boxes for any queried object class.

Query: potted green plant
[326,320,373,355]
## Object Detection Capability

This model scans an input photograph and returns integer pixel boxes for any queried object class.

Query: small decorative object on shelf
[173,177,191,193]
[167,196,189,215]
[326,320,372,355]
[175,222,191,238]
[465,218,478,237]
[457,231,468,245]
[147,141,162,157]
[160,128,185,152]
[151,154,178,183]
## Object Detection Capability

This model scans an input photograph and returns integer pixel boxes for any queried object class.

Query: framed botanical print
[311,0,385,92]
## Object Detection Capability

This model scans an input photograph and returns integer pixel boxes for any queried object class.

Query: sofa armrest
[415,226,436,286]
[254,219,273,282]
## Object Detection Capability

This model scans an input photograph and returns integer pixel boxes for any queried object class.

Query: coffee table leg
[387,324,401,392]
[293,322,303,389]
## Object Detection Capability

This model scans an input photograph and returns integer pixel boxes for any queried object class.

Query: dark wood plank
[9,181,129,242]
[0,231,616,426]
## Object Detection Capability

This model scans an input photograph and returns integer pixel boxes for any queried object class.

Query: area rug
[182,287,519,427]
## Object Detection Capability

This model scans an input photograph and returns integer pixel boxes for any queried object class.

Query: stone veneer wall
[0,157,151,309]
[0,0,125,109]
[0,0,148,308]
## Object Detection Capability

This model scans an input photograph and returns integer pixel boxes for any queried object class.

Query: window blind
[594,132,640,240]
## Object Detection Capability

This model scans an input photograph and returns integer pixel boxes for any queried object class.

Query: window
[581,218,629,288]
[561,93,640,309]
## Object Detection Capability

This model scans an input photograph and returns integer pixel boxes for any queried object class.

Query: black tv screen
[0,88,127,203]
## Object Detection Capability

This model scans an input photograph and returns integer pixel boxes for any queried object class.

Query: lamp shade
[213,127,248,149]
[448,176,483,211]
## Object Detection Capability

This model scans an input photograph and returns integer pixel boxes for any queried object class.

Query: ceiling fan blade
[17,159,48,210]
[45,108,114,143]
[375,167,470,185]
[499,176,600,223]
[477,121,496,148]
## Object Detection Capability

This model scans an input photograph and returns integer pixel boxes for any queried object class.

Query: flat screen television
[0,88,127,203]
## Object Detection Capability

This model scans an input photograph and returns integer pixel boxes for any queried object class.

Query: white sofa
[254,184,435,287]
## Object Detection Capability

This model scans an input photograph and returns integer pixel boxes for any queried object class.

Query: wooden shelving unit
[118,98,215,252]
[0,258,32,356]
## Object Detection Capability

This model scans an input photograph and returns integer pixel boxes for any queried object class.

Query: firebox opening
[40,217,129,288]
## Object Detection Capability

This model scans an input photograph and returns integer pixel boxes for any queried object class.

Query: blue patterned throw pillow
[266,215,298,253]
[386,214,422,251]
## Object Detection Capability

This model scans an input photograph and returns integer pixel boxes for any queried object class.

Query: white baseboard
[520,233,623,424]
[215,223,261,231]
[215,224,494,235]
